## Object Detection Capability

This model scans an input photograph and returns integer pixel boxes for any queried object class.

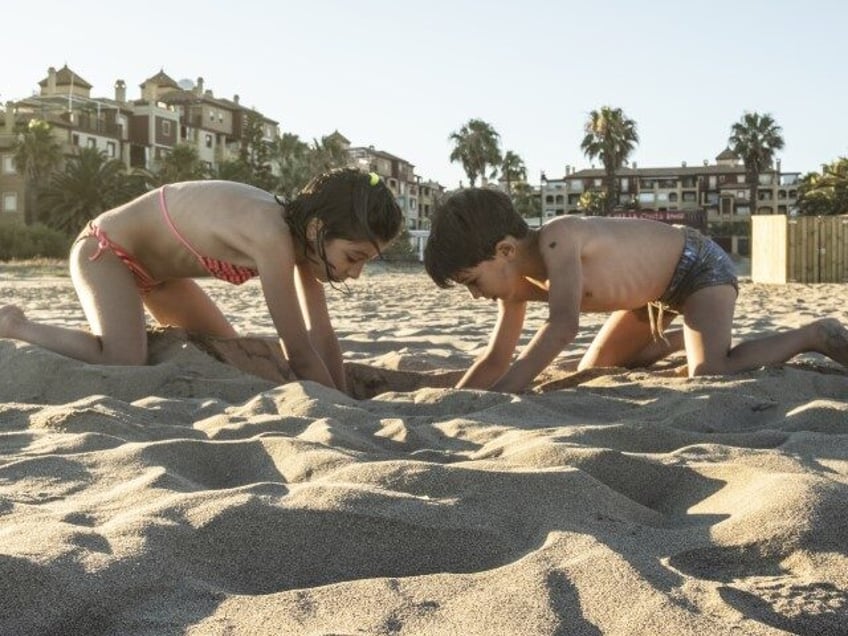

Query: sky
[4,0,847,189]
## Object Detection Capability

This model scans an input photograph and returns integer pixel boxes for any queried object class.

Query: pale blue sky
[5,0,846,188]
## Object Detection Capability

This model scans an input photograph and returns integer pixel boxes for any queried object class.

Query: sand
[0,261,846,635]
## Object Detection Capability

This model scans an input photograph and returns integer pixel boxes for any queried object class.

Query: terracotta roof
[327,130,350,144]
[348,146,413,166]
[39,65,92,89]
[141,69,180,90]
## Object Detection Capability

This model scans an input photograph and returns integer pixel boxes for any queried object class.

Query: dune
[0,263,846,635]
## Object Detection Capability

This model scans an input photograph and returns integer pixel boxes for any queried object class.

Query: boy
[424,188,848,393]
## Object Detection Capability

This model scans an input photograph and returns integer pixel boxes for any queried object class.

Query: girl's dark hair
[424,187,528,288]
[282,168,403,252]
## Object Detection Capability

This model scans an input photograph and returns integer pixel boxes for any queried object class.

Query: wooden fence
[752,215,848,283]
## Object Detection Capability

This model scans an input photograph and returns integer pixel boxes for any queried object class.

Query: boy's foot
[0,305,26,339]
[815,318,848,367]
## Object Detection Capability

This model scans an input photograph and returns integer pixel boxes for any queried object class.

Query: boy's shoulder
[539,215,587,242]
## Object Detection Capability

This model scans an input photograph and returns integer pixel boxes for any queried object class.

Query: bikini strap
[159,186,205,261]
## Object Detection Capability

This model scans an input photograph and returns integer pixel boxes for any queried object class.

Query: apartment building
[346,143,444,229]
[541,149,801,222]
[0,65,278,223]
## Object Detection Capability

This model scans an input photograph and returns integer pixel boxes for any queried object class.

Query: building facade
[541,150,801,222]
[0,65,279,224]
[346,144,444,229]
[2,65,445,230]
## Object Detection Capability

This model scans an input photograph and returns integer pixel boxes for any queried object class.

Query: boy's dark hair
[283,168,403,251]
[424,187,528,288]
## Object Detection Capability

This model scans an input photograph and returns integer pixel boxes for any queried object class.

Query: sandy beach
[1,260,846,635]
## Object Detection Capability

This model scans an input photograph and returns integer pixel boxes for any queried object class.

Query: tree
[13,119,64,225]
[511,181,541,218]
[501,150,527,196]
[215,158,254,184]
[578,190,607,216]
[152,143,209,185]
[728,112,785,215]
[39,147,147,234]
[580,106,638,215]
[238,111,275,190]
[796,157,848,216]
[308,134,349,175]
[448,119,502,187]
[271,132,312,200]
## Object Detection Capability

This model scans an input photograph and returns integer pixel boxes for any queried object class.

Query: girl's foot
[0,305,27,340]
[814,318,848,367]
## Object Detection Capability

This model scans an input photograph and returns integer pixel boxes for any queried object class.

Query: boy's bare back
[539,216,686,313]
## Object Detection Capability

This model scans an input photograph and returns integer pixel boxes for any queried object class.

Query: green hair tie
[369,172,380,186]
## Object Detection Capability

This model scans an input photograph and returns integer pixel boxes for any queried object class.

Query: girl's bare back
[92,180,288,283]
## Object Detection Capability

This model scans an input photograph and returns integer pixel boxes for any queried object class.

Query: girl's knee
[688,361,728,377]
[98,337,147,366]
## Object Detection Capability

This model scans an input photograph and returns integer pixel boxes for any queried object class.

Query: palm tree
[271,132,312,199]
[511,181,541,218]
[448,119,502,187]
[12,119,64,225]
[728,112,785,214]
[501,150,527,196]
[39,147,146,234]
[152,143,209,185]
[308,134,349,175]
[797,157,848,216]
[238,112,275,190]
[580,106,639,214]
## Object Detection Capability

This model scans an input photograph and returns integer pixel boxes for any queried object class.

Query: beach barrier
[752,215,848,283]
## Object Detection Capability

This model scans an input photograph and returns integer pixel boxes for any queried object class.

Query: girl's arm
[457,299,526,389]
[252,241,337,389]
[295,265,347,392]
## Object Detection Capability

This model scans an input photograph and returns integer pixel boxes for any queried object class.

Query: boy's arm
[490,228,583,393]
[295,265,347,392]
[457,299,526,390]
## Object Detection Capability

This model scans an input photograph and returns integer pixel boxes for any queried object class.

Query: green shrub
[0,223,71,260]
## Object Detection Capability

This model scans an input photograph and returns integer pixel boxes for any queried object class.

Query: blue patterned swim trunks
[647,227,739,339]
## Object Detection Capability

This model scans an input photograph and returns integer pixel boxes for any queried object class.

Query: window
[736,175,745,184]
[162,120,172,136]
[107,141,117,158]
[709,176,717,189]
[87,138,96,149]
[205,134,213,148]
[209,110,215,122]
[72,133,80,146]
[1,155,14,174]
[2,192,17,212]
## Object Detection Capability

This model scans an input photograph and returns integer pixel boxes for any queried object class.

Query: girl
[0,169,403,391]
